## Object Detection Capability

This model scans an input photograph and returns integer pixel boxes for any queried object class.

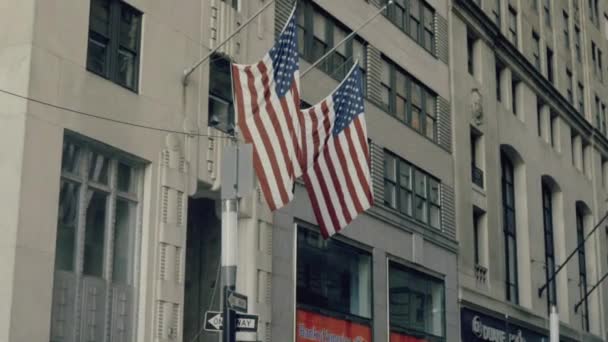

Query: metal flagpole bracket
[182,0,277,86]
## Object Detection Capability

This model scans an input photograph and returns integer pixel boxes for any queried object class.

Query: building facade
[452,0,608,341]
[0,1,458,342]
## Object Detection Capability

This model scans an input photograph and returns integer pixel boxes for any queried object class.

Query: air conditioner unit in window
[208,94,232,133]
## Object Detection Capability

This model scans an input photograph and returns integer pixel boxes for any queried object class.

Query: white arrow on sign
[207,313,223,330]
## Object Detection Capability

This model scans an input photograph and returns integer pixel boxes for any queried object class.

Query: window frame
[501,153,519,304]
[51,134,143,341]
[87,0,142,92]
[383,0,435,56]
[388,261,446,341]
[381,56,438,142]
[541,183,557,311]
[576,208,590,332]
[383,150,441,229]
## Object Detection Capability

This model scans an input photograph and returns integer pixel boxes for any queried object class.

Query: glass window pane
[395,6,404,29]
[381,85,391,108]
[88,151,110,184]
[83,191,108,277]
[55,180,80,271]
[399,161,411,188]
[412,83,422,107]
[410,0,420,19]
[90,0,110,36]
[313,12,326,41]
[297,228,372,318]
[411,107,421,130]
[61,141,85,175]
[399,189,412,215]
[424,30,433,52]
[119,6,140,51]
[117,49,136,89]
[415,170,427,196]
[113,199,136,284]
[396,96,406,121]
[385,154,397,180]
[333,26,347,55]
[430,205,441,228]
[385,182,397,207]
[508,237,517,278]
[426,93,436,116]
[396,71,407,96]
[382,60,391,85]
[415,196,428,222]
[87,37,108,76]
[426,115,436,140]
[424,6,434,29]
[429,178,439,204]
[117,162,136,193]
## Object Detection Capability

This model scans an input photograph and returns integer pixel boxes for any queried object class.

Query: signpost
[204,311,259,333]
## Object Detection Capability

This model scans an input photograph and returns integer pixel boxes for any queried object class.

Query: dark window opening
[542,182,557,312]
[208,54,235,134]
[502,153,519,304]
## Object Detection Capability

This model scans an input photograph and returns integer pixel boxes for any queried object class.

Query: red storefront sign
[389,332,426,342]
[296,309,372,342]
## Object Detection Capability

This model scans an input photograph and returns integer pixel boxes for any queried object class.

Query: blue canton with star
[268,11,299,97]
[331,66,365,136]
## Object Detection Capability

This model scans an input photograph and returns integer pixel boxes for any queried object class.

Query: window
[492,0,501,27]
[547,47,554,84]
[384,151,441,229]
[602,158,608,189]
[563,11,570,49]
[208,54,235,133]
[566,68,574,103]
[598,49,603,82]
[578,82,585,114]
[381,57,437,140]
[602,103,607,135]
[511,75,520,116]
[582,141,590,175]
[605,13,608,40]
[592,41,597,75]
[297,1,367,83]
[508,7,518,46]
[532,0,538,11]
[571,133,580,168]
[532,32,541,70]
[389,263,445,341]
[575,26,581,61]
[594,0,600,27]
[87,0,142,91]
[383,0,435,54]
[576,207,589,332]
[501,153,519,304]
[297,227,372,318]
[50,136,141,341]
[543,0,551,26]
[473,208,485,265]
[595,95,601,134]
[467,29,477,76]
[550,111,558,149]
[537,99,544,138]
[542,182,557,311]
[496,58,505,102]
[471,128,484,188]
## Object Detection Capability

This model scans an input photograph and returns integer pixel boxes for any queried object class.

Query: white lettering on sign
[471,316,526,342]
[237,318,255,328]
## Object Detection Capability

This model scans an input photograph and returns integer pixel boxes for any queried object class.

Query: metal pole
[183,0,277,85]
[539,211,608,297]
[221,197,238,342]
[549,305,559,342]
[300,0,394,78]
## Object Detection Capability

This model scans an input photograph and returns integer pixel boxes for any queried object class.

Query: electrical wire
[0,87,234,140]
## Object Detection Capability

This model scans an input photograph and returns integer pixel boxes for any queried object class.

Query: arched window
[542,181,557,311]
[501,153,518,304]
[576,204,589,332]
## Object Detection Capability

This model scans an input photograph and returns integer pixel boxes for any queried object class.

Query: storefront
[460,307,548,342]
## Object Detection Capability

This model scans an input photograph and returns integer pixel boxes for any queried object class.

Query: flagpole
[182,0,277,85]
[301,0,393,78]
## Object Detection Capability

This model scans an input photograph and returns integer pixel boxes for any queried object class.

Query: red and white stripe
[233,54,303,211]
[301,98,373,238]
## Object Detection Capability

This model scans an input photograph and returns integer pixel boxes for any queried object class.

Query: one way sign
[204,311,259,333]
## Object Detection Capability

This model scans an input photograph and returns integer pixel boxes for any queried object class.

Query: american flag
[301,65,373,238]
[232,9,303,211]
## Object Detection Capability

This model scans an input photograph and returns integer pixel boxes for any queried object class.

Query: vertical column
[154,134,188,342]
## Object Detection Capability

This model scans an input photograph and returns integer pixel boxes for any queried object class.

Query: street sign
[226,290,248,312]
[205,311,223,332]
[204,311,259,332]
